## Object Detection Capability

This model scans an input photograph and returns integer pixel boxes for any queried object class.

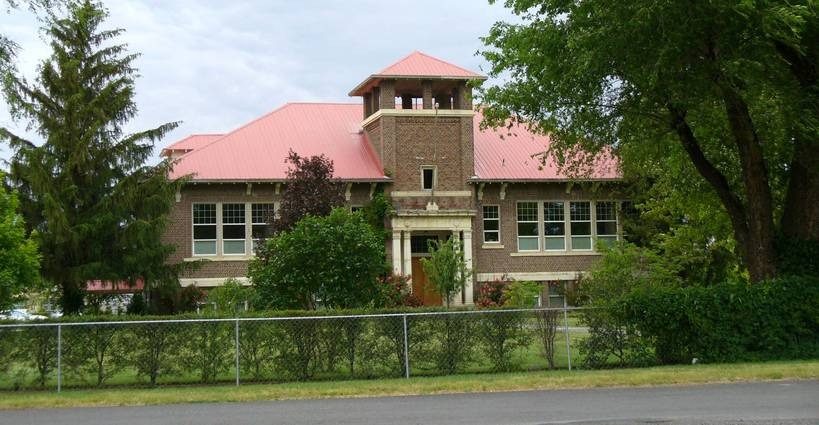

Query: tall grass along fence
[0,308,584,392]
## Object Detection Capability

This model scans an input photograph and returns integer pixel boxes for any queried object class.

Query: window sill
[184,256,254,262]
[510,251,600,257]
[481,244,505,249]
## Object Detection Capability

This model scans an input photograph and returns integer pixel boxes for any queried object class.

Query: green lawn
[0,359,817,410]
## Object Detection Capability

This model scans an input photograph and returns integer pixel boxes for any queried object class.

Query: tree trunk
[60,279,85,315]
[774,39,819,241]
[717,84,778,282]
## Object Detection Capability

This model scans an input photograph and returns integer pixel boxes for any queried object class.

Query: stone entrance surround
[391,209,475,305]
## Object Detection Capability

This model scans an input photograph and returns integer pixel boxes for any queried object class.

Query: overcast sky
[1,0,516,163]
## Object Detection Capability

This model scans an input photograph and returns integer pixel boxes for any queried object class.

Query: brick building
[162,51,621,306]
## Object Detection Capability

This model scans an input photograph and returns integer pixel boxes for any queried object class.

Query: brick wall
[163,182,374,280]
[471,182,619,279]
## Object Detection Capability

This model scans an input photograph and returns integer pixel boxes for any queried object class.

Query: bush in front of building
[249,208,387,310]
[620,275,819,364]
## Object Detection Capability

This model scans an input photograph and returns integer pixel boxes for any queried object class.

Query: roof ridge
[412,50,483,77]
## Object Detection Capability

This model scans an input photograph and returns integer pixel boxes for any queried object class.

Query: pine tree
[0,0,183,314]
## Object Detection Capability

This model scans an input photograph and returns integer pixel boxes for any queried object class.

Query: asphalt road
[2,380,818,425]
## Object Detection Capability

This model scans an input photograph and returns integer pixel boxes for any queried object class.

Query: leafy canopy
[250,208,386,310]
[479,0,819,282]
[0,0,183,314]
[274,150,345,233]
[421,238,471,308]
[0,180,40,312]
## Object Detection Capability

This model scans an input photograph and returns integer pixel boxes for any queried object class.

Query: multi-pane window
[251,203,274,251]
[596,201,617,247]
[482,205,500,243]
[569,201,592,250]
[222,203,246,255]
[350,206,363,213]
[544,202,566,250]
[192,203,217,255]
[517,202,540,251]
[421,166,435,190]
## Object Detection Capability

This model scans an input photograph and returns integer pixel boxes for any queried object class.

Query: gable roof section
[161,134,222,157]
[168,103,387,182]
[472,112,619,181]
[349,51,487,96]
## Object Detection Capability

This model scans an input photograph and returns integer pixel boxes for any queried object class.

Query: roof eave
[467,177,623,183]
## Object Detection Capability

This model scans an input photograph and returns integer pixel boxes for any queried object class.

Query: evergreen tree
[0,0,183,314]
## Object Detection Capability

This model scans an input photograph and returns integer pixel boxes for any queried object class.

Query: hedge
[0,307,572,389]
[620,276,819,364]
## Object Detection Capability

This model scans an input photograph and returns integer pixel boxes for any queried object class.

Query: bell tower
[349,51,486,211]
[349,51,487,305]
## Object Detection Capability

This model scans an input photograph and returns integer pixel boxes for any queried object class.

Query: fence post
[563,306,572,371]
[56,324,62,392]
[402,314,410,379]
[234,319,240,386]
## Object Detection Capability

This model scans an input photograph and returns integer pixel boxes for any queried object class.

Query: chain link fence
[0,308,584,392]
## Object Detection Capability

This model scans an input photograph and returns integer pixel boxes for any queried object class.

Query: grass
[0,359,817,410]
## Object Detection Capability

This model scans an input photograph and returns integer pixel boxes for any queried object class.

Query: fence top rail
[0,306,587,328]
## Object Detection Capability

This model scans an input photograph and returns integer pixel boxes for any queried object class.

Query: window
[192,203,217,255]
[350,205,363,213]
[251,203,274,251]
[517,202,540,251]
[482,205,500,243]
[596,201,617,247]
[222,203,246,255]
[570,201,592,250]
[544,202,566,250]
[421,166,435,190]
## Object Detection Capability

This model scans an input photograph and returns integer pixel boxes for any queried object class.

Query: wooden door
[411,257,442,306]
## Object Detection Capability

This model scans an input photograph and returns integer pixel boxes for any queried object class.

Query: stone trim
[476,272,583,282]
[180,277,250,287]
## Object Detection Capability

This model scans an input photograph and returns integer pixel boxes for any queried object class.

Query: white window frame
[221,203,247,256]
[569,201,593,251]
[595,201,618,247]
[516,201,541,252]
[192,203,217,257]
[482,205,501,244]
[543,201,567,251]
[251,203,274,252]
[421,165,436,191]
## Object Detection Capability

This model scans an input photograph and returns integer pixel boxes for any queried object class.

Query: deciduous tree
[479,0,818,282]
[0,179,40,312]
[274,150,345,233]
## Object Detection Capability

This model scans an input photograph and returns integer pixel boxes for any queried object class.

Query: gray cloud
[1,0,514,163]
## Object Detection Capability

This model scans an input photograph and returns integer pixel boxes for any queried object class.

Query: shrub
[251,208,385,310]
[622,276,819,364]
[63,324,127,386]
[238,321,275,381]
[128,322,181,386]
[15,326,57,387]
[375,274,416,308]
[183,321,233,383]
[476,278,509,307]
[477,311,529,372]
[208,278,254,313]
[421,313,475,374]
[577,243,677,368]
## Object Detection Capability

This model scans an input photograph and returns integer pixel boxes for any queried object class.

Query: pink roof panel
[349,51,486,96]
[169,103,386,181]
[161,134,222,156]
[378,51,485,78]
[472,111,620,181]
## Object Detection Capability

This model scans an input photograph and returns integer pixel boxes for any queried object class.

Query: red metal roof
[472,112,619,181]
[349,51,487,96]
[168,103,387,181]
[167,104,619,182]
[161,134,222,157]
[378,51,485,78]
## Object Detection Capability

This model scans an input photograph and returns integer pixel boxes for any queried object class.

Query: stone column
[392,230,402,275]
[402,231,412,282]
[462,230,474,305]
[451,230,462,305]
